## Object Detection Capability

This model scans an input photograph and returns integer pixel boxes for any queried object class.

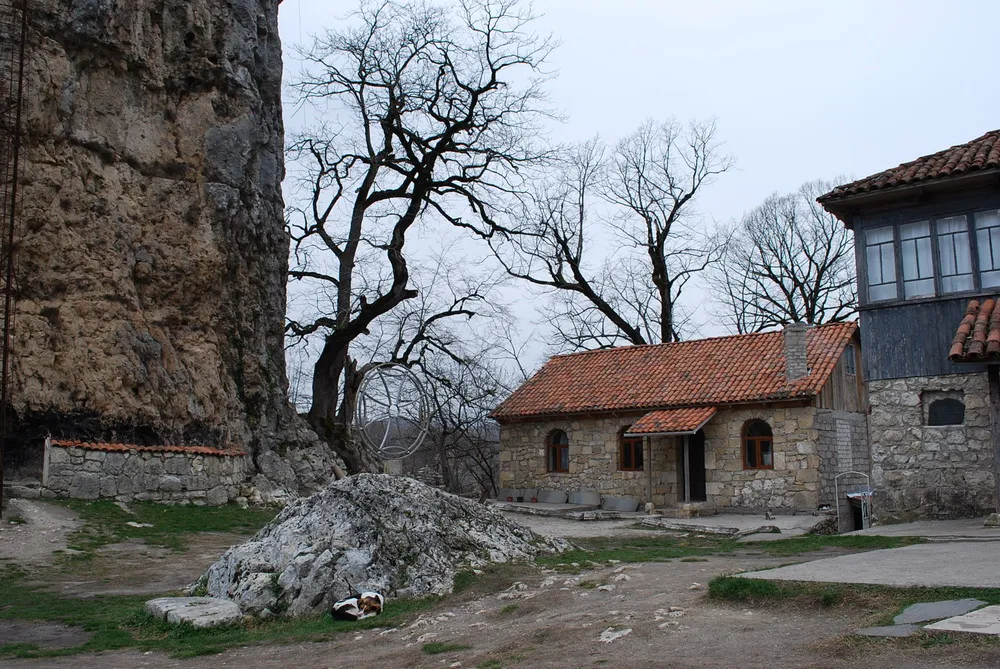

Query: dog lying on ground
[331,592,385,621]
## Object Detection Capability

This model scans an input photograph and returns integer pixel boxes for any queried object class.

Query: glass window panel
[900,220,930,240]
[865,226,896,301]
[559,447,568,471]
[976,210,1000,275]
[937,215,972,294]
[866,226,894,245]
[983,270,1000,289]
[761,441,773,467]
[901,221,934,298]
[869,283,897,301]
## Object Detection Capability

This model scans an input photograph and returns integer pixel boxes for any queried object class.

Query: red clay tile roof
[625,407,717,436]
[49,439,245,457]
[949,298,1000,362]
[491,322,857,421]
[819,129,1000,202]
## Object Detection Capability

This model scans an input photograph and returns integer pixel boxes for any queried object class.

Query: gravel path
[0,498,80,565]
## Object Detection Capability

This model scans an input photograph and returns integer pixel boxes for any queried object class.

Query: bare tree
[709,180,857,334]
[284,0,554,473]
[490,120,732,350]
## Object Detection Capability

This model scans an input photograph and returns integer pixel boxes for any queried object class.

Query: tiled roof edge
[49,439,246,457]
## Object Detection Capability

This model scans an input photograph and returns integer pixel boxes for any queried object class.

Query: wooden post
[683,435,691,504]
[990,365,1000,513]
[645,436,652,504]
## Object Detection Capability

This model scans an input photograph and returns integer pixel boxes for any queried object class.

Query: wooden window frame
[546,430,569,473]
[619,431,644,472]
[742,420,774,471]
[858,204,1000,308]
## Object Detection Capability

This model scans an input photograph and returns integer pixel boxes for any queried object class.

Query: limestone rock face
[204,474,570,616]
[13,0,336,491]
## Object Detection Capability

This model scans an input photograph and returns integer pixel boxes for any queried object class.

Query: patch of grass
[708,576,786,603]
[679,557,708,562]
[422,641,472,654]
[0,643,40,654]
[56,499,279,555]
[478,661,503,669]
[536,533,922,568]
[578,580,599,589]
[0,565,437,659]
[709,575,1000,617]
[450,563,527,599]
[742,534,923,557]
[6,515,27,525]
[499,604,519,615]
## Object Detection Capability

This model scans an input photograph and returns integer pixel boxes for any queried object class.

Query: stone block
[145,597,242,628]
[70,472,101,500]
[206,486,229,506]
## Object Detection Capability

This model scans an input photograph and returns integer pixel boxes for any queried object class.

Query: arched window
[928,398,965,426]
[619,428,644,471]
[546,430,569,473]
[742,419,773,470]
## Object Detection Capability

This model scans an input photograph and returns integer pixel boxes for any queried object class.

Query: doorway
[679,430,707,503]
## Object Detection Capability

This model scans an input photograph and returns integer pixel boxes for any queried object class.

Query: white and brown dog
[331,591,385,621]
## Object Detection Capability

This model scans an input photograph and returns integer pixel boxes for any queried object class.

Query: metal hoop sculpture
[355,363,430,460]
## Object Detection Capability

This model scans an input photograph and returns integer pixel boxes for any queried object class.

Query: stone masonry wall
[702,406,822,511]
[42,440,252,505]
[498,403,861,512]
[815,410,870,531]
[868,373,993,523]
[499,417,680,507]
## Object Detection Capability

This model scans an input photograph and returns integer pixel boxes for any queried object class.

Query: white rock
[205,474,568,616]
[599,627,632,642]
[597,584,615,592]
[144,597,242,628]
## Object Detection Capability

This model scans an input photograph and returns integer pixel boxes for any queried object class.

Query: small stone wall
[42,439,253,505]
[868,373,994,523]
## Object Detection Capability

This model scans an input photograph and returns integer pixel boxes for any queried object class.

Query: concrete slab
[145,597,242,628]
[601,496,640,512]
[925,605,1000,635]
[537,489,568,504]
[646,513,823,535]
[568,491,602,505]
[894,599,987,624]
[738,541,1000,588]
[848,517,1000,541]
[855,624,922,637]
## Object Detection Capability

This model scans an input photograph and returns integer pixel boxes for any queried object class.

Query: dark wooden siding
[816,332,866,411]
[860,298,986,381]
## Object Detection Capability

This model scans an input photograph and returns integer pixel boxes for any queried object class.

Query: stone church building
[491,322,868,516]
[819,129,1000,522]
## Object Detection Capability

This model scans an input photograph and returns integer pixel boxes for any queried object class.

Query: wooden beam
[989,365,1000,513]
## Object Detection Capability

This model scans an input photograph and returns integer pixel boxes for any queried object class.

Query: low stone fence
[42,438,252,505]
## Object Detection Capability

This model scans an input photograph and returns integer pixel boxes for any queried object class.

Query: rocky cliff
[10,0,335,494]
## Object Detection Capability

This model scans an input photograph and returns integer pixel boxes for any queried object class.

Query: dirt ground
[4,505,1000,669]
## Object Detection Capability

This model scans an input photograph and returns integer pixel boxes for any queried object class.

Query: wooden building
[819,129,1000,521]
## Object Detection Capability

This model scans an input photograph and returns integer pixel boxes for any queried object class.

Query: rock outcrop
[11,0,337,494]
[204,474,569,616]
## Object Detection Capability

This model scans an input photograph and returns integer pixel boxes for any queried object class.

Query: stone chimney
[783,322,808,381]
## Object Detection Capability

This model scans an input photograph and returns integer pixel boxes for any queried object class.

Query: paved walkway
[848,517,1000,541]
[739,541,1000,588]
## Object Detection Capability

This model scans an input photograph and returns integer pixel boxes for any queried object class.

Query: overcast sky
[279,0,1000,225]
[277,0,1000,352]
